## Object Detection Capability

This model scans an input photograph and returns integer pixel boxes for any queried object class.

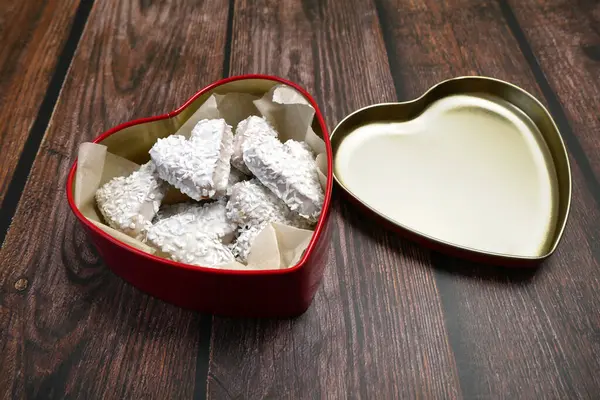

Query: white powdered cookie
[147,200,238,267]
[231,116,277,174]
[226,179,313,229]
[150,119,233,200]
[243,136,324,219]
[96,162,166,239]
[229,223,267,263]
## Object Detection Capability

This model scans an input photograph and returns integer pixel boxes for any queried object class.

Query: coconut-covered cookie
[243,136,324,219]
[150,119,233,200]
[146,200,238,267]
[226,179,313,229]
[96,161,166,239]
[231,116,277,174]
[229,223,267,263]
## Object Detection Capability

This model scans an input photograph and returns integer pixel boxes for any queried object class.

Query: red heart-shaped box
[66,75,333,318]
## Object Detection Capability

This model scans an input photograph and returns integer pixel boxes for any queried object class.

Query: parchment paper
[74,84,328,270]
[214,92,260,128]
[75,143,156,254]
[254,84,327,189]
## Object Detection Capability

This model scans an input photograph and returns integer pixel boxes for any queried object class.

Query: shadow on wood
[336,189,539,285]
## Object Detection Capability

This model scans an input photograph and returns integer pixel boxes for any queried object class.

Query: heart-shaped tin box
[67,75,571,317]
[67,75,333,317]
[332,76,571,267]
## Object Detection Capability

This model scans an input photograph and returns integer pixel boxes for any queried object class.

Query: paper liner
[246,224,281,269]
[214,93,260,128]
[75,144,156,254]
[272,222,314,267]
[74,84,328,270]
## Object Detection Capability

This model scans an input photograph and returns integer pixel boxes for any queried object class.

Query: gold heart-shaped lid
[331,76,571,266]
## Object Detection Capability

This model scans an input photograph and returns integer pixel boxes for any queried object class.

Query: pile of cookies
[95,115,324,268]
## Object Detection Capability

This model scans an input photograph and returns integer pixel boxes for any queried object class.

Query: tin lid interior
[331,77,571,264]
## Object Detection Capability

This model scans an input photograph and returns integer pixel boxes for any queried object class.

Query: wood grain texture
[3,0,599,398]
[376,0,600,398]
[208,1,462,399]
[0,1,229,398]
[0,0,81,203]
[508,0,600,183]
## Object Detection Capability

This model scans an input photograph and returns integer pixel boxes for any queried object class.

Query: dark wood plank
[0,1,229,398]
[376,0,600,398]
[0,0,81,203]
[208,1,462,398]
[507,0,600,184]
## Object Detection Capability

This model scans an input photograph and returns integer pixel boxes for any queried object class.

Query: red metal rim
[66,74,333,276]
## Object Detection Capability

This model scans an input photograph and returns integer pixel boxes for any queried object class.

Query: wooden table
[1,0,599,398]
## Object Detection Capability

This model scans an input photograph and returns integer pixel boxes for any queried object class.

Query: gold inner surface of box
[332,77,571,259]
